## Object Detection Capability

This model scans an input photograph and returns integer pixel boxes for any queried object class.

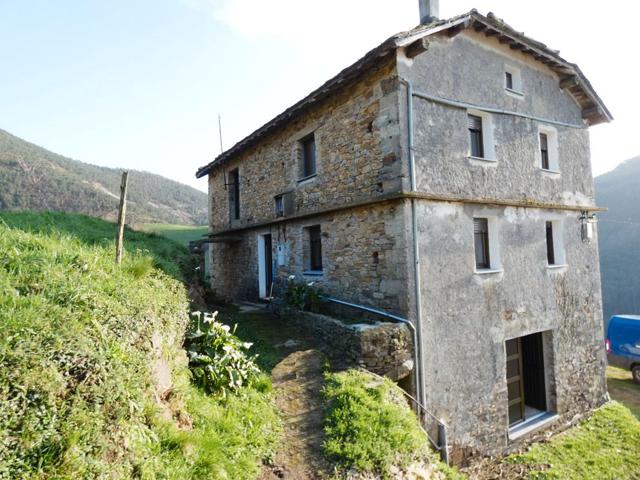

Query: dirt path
[259,349,331,480]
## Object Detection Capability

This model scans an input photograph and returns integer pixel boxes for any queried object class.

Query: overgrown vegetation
[506,402,640,479]
[185,311,262,397]
[322,370,461,479]
[284,276,323,312]
[0,212,279,479]
[0,128,207,225]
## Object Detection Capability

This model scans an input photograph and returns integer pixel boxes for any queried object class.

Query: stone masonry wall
[415,200,607,461]
[278,307,414,381]
[208,201,412,317]
[207,57,405,234]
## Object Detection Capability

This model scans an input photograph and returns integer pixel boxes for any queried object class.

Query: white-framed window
[467,110,495,161]
[545,220,566,267]
[473,216,502,273]
[538,126,559,172]
[504,65,523,96]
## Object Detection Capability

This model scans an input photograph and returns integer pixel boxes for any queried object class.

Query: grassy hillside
[137,223,209,246]
[0,212,279,479]
[595,156,640,320]
[0,129,207,225]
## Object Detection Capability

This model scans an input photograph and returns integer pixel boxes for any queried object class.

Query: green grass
[607,366,640,419]
[322,370,462,479]
[0,212,279,479]
[136,223,208,245]
[507,402,640,479]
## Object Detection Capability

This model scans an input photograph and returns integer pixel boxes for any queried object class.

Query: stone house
[196,3,611,462]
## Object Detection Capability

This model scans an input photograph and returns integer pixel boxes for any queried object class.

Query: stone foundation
[276,307,414,381]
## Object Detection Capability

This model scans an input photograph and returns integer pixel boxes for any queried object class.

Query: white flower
[307,282,315,287]
[220,324,230,332]
[243,342,253,349]
[288,274,296,280]
[191,311,201,317]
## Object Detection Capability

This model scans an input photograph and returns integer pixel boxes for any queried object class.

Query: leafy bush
[284,276,323,312]
[185,311,261,397]
[323,370,453,479]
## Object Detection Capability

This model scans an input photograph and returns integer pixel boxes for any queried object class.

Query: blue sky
[1,0,638,191]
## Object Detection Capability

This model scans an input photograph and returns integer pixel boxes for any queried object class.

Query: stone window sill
[468,156,497,164]
[297,173,318,185]
[509,412,558,441]
[540,168,561,175]
[547,264,568,273]
[474,268,503,275]
[505,88,524,99]
[303,270,324,277]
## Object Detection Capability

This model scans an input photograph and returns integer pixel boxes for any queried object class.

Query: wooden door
[506,338,525,425]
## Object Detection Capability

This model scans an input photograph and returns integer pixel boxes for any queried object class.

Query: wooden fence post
[115,171,129,265]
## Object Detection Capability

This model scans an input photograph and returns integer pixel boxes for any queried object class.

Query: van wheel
[632,366,640,385]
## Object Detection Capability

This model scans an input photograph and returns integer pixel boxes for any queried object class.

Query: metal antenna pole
[218,114,223,153]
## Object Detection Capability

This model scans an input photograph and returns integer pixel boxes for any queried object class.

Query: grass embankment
[323,370,462,479]
[507,401,640,479]
[136,223,208,246]
[0,212,279,479]
[607,366,640,419]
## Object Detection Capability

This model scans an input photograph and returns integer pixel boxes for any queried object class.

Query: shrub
[283,276,323,311]
[185,311,261,397]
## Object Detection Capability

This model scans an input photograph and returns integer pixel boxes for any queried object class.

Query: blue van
[606,315,640,384]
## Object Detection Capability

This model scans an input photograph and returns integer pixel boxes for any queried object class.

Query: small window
[468,114,484,158]
[545,221,555,265]
[474,218,491,270]
[540,133,550,170]
[307,225,322,272]
[504,65,522,94]
[538,127,559,172]
[228,168,240,220]
[301,134,316,178]
[545,220,566,267]
[505,72,513,90]
[275,195,284,218]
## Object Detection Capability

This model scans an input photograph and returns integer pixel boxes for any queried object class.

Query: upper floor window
[467,111,494,161]
[474,218,491,270]
[545,220,566,267]
[538,126,559,172]
[473,216,502,273]
[228,168,240,220]
[505,72,513,90]
[504,65,523,95]
[275,195,284,218]
[305,225,323,272]
[468,114,484,158]
[301,134,317,179]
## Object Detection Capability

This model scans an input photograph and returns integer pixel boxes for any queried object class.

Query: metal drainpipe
[401,76,452,465]
[400,77,427,421]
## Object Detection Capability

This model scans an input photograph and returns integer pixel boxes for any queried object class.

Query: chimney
[419,0,439,24]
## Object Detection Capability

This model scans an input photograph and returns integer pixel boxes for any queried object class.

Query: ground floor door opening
[506,331,548,427]
[258,234,273,299]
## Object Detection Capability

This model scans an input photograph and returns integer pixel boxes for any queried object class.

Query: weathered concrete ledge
[276,307,414,381]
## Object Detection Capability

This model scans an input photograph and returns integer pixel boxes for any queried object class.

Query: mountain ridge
[595,155,640,320]
[0,128,207,225]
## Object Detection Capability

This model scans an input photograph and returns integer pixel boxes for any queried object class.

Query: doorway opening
[258,234,273,299]
[506,331,553,431]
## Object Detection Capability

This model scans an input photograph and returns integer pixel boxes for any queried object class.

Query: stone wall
[207,57,404,234]
[397,30,594,208]
[415,200,607,460]
[277,307,414,381]
[208,201,412,316]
